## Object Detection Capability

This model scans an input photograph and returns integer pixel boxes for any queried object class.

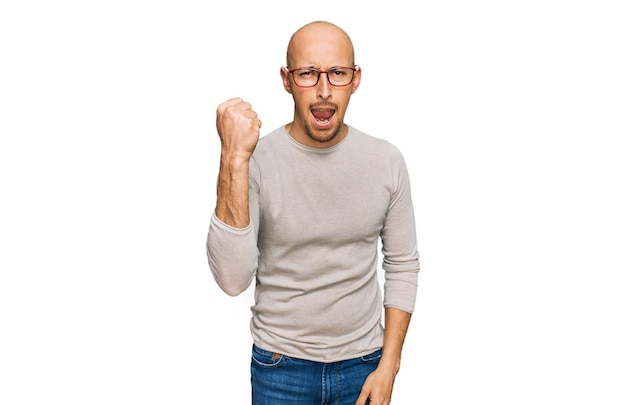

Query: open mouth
[311,108,335,127]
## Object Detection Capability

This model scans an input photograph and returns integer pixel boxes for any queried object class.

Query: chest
[257,156,393,246]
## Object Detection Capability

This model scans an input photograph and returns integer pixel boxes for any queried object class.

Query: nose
[317,72,332,99]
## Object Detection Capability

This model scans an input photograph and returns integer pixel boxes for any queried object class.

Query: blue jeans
[250,344,382,405]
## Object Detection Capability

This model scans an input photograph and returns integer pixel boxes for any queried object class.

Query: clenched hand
[216,97,262,161]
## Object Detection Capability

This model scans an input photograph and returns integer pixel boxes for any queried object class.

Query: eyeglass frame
[286,66,359,88]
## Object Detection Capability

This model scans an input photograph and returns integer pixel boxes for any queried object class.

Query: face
[280,23,361,148]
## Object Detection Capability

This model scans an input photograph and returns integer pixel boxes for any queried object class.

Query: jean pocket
[251,344,285,368]
[360,348,383,363]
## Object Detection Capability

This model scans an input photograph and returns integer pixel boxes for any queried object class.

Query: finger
[217,97,251,116]
[234,100,253,112]
[217,97,241,113]
[224,97,243,106]
[354,392,368,405]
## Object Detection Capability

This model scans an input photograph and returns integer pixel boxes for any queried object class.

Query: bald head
[286,21,355,69]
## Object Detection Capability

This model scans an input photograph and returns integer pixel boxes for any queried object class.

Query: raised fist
[216,97,262,161]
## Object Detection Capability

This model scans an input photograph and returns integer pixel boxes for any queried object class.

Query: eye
[330,68,348,76]
[298,69,318,78]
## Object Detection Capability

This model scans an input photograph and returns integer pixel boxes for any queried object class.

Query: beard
[302,120,342,144]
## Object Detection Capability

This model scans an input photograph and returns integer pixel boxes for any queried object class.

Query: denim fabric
[251,344,382,405]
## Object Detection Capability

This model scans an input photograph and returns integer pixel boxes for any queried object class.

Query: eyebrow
[294,65,350,70]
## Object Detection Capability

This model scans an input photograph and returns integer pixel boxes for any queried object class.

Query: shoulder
[250,126,290,178]
[252,126,290,162]
[256,126,286,149]
[347,126,404,159]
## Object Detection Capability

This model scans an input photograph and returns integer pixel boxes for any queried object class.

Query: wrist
[378,353,401,376]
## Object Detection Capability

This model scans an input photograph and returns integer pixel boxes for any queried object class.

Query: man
[207,20,420,404]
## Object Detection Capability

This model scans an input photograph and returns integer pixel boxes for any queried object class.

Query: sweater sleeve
[206,213,258,296]
[380,146,420,313]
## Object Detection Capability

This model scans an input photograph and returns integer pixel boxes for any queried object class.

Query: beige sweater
[207,125,420,362]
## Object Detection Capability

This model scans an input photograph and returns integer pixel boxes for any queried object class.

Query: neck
[285,122,348,149]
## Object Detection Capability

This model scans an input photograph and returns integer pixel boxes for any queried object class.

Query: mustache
[310,102,338,110]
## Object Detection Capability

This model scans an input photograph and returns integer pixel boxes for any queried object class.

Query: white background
[1,1,625,404]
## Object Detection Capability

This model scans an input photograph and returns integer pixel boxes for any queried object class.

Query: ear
[350,66,362,94]
[280,67,293,94]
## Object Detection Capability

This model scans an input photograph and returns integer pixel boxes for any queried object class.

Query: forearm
[215,155,250,228]
[356,307,412,404]
[379,307,412,376]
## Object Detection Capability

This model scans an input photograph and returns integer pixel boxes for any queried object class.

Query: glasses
[288,66,358,88]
